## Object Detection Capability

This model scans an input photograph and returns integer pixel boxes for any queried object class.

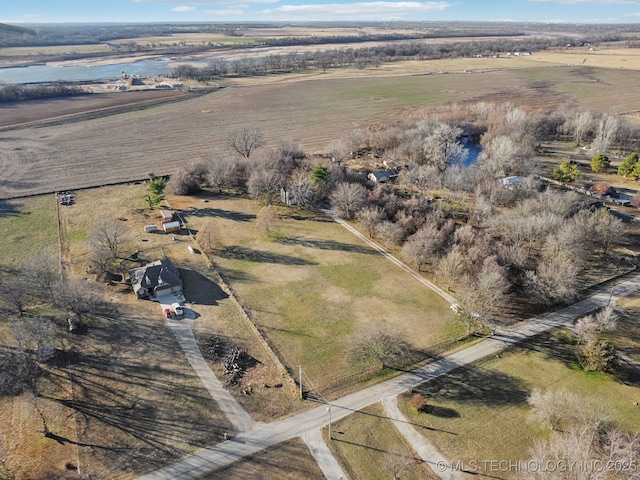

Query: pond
[463,138,483,167]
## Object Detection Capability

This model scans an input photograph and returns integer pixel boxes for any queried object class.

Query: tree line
[0,82,85,103]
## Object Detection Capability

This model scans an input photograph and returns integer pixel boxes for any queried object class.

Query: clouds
[133,0,454,20]
[261,1,453,20]
[530,0,640,4]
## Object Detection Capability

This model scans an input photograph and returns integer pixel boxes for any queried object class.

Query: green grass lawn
[399,329,640,477]
[0,195,58,267]
[613,294,640,363]
[328,403,437,480]
[188,197,462,390]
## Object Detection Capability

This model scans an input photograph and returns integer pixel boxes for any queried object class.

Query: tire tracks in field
[1,89,215,132]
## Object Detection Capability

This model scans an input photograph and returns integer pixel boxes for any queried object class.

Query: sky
[5,0,640,24]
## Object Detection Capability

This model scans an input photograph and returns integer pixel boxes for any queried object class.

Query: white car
[172,303,184,316]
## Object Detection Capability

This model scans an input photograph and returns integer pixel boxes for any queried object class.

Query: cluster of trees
[184,103,628,331]
[0,248,110,435]
[526,389,639,480]
[0,82,84,103]
[169,128,337,209]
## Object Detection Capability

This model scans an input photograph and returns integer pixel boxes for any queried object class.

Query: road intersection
[136,273,640,479]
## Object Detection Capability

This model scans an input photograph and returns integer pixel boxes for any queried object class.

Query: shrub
[553,162,579,182]
[591,153,610,173]
[410,393,428,412]
[578,339,616,372]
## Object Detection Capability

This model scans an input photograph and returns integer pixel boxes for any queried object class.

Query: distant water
[0,60,174,84]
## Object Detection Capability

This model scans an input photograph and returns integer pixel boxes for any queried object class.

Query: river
[0,60,174,84]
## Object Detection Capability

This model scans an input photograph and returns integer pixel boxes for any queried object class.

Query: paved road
[165,314,256,433]
[302,429,348,480]
[135,274,640,480]
[381,396,465,480]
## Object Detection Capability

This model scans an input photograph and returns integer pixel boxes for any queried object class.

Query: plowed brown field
[2,65,640,199]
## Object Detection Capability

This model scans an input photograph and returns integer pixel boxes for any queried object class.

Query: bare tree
[460,256,509,329]
[401,220,450,271]
[197,219,222,253]
[11,317,58,436]
[603,429,640,479]
[358,206,384,238]
[573,110,593,146]
[437,247,465,291]
[209,156,242,193]
[576,208,625,255]
[329,182,367,220]
[525,424,608,480]
[21,248,60,303]
[421,122,467,173]
[1,273,35,316]
[247,167,285,204]
[528,388,578,431]
[169,166,201,195]
[591,114,619,153]
[575,314,599,343]
[287,168,317,208]
[347,322,410,368]
[53,279,104,318]
[256,205,279,237]
[375,220,404,249]
[227,126,264,158]
[89,219,129,271]
[524,256,580,305]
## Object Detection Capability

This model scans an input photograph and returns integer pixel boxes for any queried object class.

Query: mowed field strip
[4,62,640,199]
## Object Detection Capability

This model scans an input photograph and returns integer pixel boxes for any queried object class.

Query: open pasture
[4,64,640,199]
[183,196,460,390]
[400,329,640,477]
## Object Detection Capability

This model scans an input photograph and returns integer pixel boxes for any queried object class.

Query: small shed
[160,210,173,221]
[144,224,158,233]
[368,167,400,184]
[500,176,527,190]
[163,221,181,233]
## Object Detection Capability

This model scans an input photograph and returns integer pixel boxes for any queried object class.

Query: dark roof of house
[369,167,400,182]
[129,259,182,294]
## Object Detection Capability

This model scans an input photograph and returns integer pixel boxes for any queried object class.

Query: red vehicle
[164,308,172,319]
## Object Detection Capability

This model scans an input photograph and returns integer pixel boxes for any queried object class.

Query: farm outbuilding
[163,221,181,233]
[368,167,400,184]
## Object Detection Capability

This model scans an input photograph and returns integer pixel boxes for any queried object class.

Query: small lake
[0,60,174,84]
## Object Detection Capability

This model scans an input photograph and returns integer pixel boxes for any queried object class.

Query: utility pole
[327,404,332,440]
[298,365,303,399]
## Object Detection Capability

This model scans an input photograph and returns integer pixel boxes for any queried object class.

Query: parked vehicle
[164,308,172,319]
[172,303,184,316]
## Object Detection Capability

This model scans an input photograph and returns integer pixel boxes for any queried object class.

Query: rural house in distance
[129,259,182,299]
